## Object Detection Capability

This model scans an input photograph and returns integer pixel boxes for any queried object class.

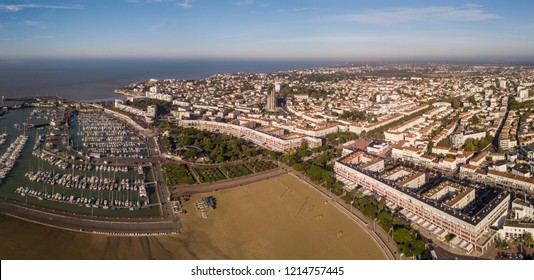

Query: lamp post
[350,191,358,213]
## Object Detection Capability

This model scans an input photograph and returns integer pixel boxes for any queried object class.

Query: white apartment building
[335,152,510,253]
[499,220,534,240]
[146,91,173,102]
[178,120,322,152]
[384,130,405,142]
[114,99,146,117]
[460,166,534,194]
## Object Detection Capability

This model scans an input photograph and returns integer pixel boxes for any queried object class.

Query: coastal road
[434,245,484,260]
[0,199,181,235]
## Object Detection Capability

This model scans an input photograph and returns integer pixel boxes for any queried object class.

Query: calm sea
[0,59,332,101]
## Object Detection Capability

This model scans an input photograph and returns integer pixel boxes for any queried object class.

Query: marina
[0,107,159,218]
[0,135,28,182]
[72,112,147,158]
[32,149,130,172]
[14,186,144,210]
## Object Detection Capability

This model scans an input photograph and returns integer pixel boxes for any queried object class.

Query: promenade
[0,198,181,236]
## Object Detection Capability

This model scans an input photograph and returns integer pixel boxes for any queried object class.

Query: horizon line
[2,57,534,66]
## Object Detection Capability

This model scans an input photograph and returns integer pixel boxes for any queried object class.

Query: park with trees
[162,126,257,163]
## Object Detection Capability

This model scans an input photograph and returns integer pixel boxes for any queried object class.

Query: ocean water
[0,59,332,101]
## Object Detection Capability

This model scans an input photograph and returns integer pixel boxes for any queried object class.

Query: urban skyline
[0,0,533,61]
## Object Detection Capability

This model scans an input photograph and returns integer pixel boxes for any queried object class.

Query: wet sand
[0,174,385,260]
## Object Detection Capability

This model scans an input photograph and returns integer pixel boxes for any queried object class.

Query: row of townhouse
[422,105,449,119]
[349,113,404,134]
[391,143,472,172]
[390,116,426,133]
[459,164,534,193]
[431,120,459,144]
[334,155,510,253]
[178,120,323,152]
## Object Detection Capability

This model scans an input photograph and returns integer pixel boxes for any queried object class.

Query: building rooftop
[337,151,509,226]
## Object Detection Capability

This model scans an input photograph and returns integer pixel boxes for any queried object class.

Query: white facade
[146,91,172,102]
[178,120,322,152]
[334,156,510,253]
[499,220,534,240]
[512,199,534,220]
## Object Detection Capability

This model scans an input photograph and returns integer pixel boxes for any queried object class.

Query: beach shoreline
[0,174,386,260]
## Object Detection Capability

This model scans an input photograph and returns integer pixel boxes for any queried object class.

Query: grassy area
[246,161,277,172]
[220,165,253,178]
[195,168,226,183]
[162,163,196,185]
[164,161,277,186]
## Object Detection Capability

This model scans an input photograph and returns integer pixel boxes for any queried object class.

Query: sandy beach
[0,174,385,260]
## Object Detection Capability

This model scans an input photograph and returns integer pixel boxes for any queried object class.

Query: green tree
[242,148,252,158]
[313,155,328,167]
[437,138,451,148]
[291,162,307,172]
[306,165,325,182]
[183,149,198,158]
[332,181,344,193]
[296,148,310,158]
[281,154,298,166]
[215,154,225,163]
[426,141,434,154]
[378,211,393,230]
[463,138,475,152]
[410,239,426,258]
[363,204,379,219]
[451,97,461,109]
[468,95,477,105]
[470,115,480,125]
[524,232,534,248]
[393,228,413,244]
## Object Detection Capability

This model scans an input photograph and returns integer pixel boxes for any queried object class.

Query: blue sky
[0,0,533,61]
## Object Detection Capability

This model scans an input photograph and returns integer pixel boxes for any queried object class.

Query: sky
[0,0,533,61]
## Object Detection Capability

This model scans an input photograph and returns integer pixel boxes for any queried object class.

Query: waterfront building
[335,150,510,253]
[178,120,322,152]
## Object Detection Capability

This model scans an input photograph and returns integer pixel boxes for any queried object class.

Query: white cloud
[125,0,195,9]
[24,20,46,28]
[234,0,253,6]
[176,0,195,8]
[274,7,333,13]
[0,4,83,12]
[339,6,500,25]
[36,35,56,39]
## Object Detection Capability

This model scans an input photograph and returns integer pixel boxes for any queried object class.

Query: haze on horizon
[0,0,533,62]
